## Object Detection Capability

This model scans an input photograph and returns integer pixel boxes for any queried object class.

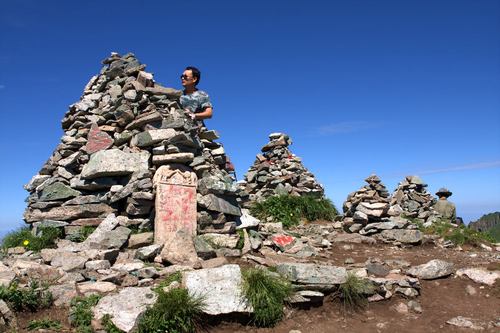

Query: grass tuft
[69,294,101,333]
[251,195,338,228]
[154,271,182,293]
[27,318,62,331]
[241,268,292,327]
[1,226,62,252]
[137,288,205,333]
[334,273,373,312]
[0,280,53,312]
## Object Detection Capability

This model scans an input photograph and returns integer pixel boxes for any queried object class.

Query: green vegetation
[241,268,292,327]
[102,314,125,333]
[250,195,338,228]
[334,273,373,312]
[0,280,53,312]
[1,226,62,252]
[418,220,494,246]
[27,318,62,331]
[137,288,205,333]
[69,294,101,333]
[486,224,500,243]
[236,229,245,250]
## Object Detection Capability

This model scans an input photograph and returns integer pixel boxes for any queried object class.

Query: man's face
[181,69,196,87]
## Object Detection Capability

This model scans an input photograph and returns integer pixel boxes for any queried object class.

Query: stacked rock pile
[23,52,241,238]
[390,175,437,222]
[342,174,422,243]
[239,133,324,207]
[343,174,391,230]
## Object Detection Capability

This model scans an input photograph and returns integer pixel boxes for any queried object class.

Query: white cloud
[317,121,382,136]
[415,161,500,175]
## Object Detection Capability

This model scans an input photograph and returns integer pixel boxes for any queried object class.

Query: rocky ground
[3,220,499,333]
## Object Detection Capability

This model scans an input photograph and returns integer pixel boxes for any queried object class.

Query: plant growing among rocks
[334,273,373,312]
[69,294,101,333]
[137,288,205,333]
[241,268,292,327]
[251,195,338,228]
[27,318,62,331]
[1,226,62,252]
[418,220,494,246]
[0,280,53,312]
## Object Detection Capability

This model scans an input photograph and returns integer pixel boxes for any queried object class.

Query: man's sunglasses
[180,75,192,80]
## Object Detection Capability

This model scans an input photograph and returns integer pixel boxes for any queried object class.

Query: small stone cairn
[343,174,391,232]
[390,175,437,223]
[23,52,241,239]
[239,133,324,208]
[342,174,423,244]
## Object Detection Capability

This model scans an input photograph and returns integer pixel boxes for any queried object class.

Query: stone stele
[153,164,197,245]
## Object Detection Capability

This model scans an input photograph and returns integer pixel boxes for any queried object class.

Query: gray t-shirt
[179,90,212,113]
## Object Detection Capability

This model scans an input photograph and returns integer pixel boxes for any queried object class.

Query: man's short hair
[186,66,201,86]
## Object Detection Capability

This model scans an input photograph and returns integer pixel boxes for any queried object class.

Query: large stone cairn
[390,175,437,223]
[342,174,391,233]
[239,133,324,207]
[23,52,241,238]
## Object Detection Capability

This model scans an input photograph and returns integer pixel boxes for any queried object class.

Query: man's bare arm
[194,107,213,120]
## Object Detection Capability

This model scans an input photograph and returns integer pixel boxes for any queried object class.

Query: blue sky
[0,0,499,234]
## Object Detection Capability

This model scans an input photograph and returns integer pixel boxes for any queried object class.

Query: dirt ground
[15,239,500,333]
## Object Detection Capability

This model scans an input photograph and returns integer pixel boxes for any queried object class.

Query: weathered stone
[112,260,145,272]
[84,125,113,154]
[39,182,81,201]
[24,203,115,222]
[379,229,423,244]
[93,287,158,333]
[456,268,500,286]
[135,244,163,261]
[159,230,198,266]
[127,232,154,249]
[49,283,77,306]
[199,194,241,216]
[82,213,120,249]
[51,252,88,271]
[85,260,111,270]
[407,259,454,279]
[81,149,150,179]
[272,234,296,251]
[0,263,15,287]
[183,264,252,315]
[132,129,178,147]
[153,165,197,244]
[24,174,51,192]
[77,281,117,295]
[99,226,131,249]
[194,236,216,260]
[446,316,484,330]
[276,263,347,290]
[152,153,195,165]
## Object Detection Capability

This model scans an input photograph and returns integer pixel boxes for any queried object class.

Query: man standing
[179,66,213,122]
[433,188,457,223]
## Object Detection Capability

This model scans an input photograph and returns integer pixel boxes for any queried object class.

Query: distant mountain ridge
[469,212,500,232]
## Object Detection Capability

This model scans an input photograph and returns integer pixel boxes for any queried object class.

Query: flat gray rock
[379,229,423,244]
[81,149,149,179]
[183,264,253,315]
[407,259,454,279]
[276,263,347,290]
[94,286,157,332]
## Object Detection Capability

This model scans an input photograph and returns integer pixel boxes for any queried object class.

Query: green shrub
[242,268,292,327]
[250,195,338,228]
[0,280,53,312]
[236,230,245,250]
[334,273,373,312]
[27,318,62,331]
[418,221,494,246]
[69,294,101,333]
[1,226,62,252]
[137,288,205,333]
